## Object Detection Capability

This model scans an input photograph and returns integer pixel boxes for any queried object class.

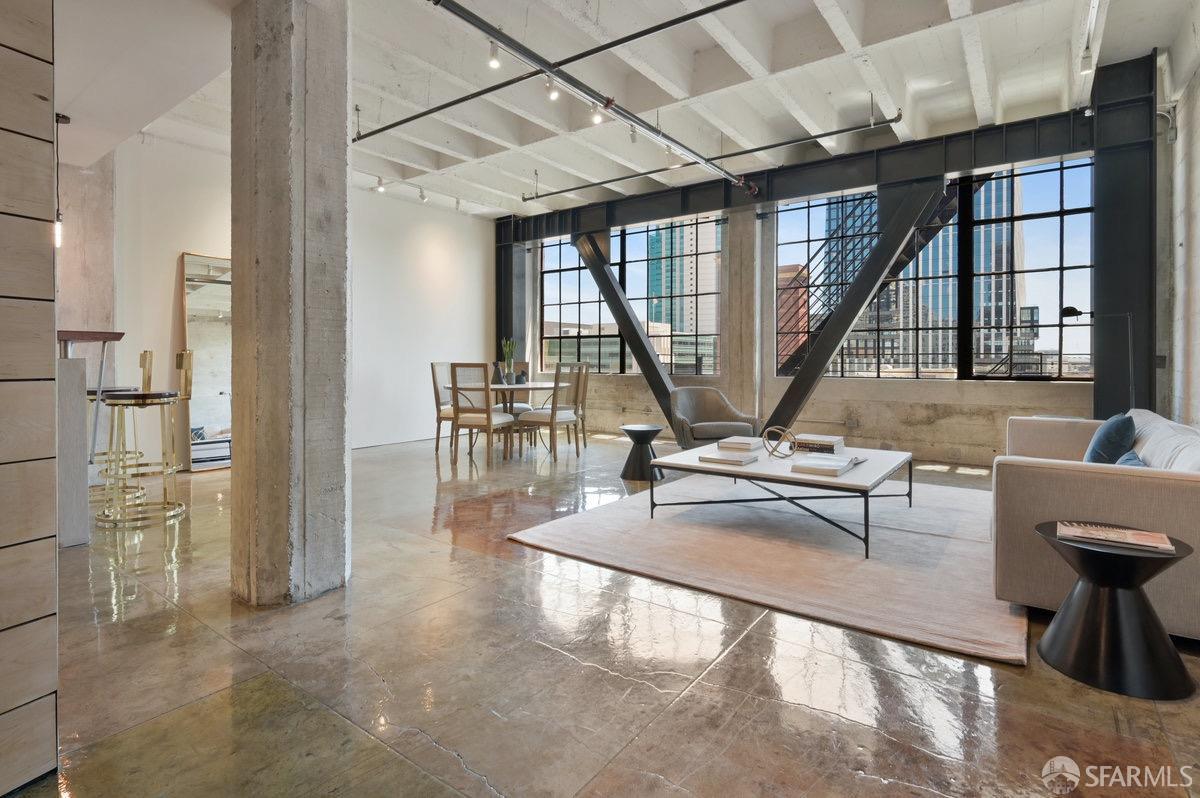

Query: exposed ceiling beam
[696,93,788,167]
[764,78,848,155]
[540,0,694,100]
[673,0,843,160]
[949,0,995,126]
[352,1,681,190]
[811,0,915,141]
[537,0,783,169]
[1068,0,1111,109]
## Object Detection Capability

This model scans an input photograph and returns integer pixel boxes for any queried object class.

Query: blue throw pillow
[1116,450,1147,467]
[1084,414,1135,464]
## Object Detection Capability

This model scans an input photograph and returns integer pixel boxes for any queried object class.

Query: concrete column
[722,207,759,419]
[230,0,350,606]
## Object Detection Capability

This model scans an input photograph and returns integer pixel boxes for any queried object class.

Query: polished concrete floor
[16,435,1200,797]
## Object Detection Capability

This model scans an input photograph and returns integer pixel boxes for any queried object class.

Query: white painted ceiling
[55,0,237,166]
[59,0,1199,217]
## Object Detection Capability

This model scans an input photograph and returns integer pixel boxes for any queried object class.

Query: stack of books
[699,450,759,466]
[791,453,865,476]
[793,434,845,454]
[717,436,763,451]
[1056,521,1175,553]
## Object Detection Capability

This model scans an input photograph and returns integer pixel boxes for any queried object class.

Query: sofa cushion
[1116,450,1147,467]
[691,421,755,439]
[1084,413,1134,464]
[1129,408,1200,471]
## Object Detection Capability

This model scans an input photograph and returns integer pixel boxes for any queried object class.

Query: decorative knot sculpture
[761,425,796,459]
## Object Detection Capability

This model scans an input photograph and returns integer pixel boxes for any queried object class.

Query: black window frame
[772,158,1095,381]
[538,213,724,376]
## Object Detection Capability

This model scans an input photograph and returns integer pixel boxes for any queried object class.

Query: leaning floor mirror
[181,253,232,470]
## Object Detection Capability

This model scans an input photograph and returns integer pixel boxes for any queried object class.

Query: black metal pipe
[354,0,753,144]
[428,0,758,196]
[520,114,902,201]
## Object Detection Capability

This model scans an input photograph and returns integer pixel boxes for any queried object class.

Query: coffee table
[650,443,913,558]
[1035,522,1195,700]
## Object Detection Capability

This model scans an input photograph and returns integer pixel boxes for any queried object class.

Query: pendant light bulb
[374,176,386,193]
[1080,46,1094,75]
[487,40,500,69]
[545,76,559,101]
[54,211,63,249]
[629,124,637,144]
[591,103,603,125]
[419,187,428,203]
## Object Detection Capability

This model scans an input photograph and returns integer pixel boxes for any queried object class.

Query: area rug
[509,475,1028,664]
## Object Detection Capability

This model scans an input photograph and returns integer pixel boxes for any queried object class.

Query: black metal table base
[1035,523,1194,700]
[1038,582,1195,700]
[648,459,913,559]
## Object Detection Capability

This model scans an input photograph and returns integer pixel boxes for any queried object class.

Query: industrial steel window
[540,214,723,375]
[773,158,1093,380]
[970,159,1094,379]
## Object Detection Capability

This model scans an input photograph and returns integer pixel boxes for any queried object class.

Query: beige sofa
[993,410,1200,640]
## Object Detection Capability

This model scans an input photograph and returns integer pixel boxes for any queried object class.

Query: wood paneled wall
[0,0,58,792]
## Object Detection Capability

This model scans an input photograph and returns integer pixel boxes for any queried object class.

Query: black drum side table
[1035,522,1194,700]
[620,424,664,482]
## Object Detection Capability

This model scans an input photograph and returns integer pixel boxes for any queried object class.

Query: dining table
[443,381,562,416]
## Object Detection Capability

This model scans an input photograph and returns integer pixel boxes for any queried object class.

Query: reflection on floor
[16,437,1200,797]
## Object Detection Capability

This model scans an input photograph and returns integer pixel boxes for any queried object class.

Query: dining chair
[430,362,453,452]
[450,362,514,465]
[517,362,587,461]
[575,364,590,448]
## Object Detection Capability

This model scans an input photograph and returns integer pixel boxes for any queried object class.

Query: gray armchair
[669,387,761,449]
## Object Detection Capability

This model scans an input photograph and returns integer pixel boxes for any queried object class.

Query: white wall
[349,190,493,448]
[113,135,493,456]
[114,136,230,458]
[115,136,230,390]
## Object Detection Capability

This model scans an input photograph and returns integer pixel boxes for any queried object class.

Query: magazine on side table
[1056,521,1175,553]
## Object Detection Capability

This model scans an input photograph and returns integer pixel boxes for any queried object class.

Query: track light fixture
[590,103,603,125]
[1080,46,1094,75]
[545,75,559,101]
[374,176,386,193]
[419,187,428,203]
[487,40,500,69]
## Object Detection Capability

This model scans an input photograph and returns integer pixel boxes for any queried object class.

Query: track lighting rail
[427,0,759,196]
[352,0,751,145]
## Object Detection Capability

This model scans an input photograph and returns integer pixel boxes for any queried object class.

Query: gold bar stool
[87,386,145,507]
[89,350,155,507]
[95,351,191,528]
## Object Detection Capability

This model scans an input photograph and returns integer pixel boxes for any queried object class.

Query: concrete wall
[1170,60,1200,426]
[57,152,115,383]
[349,189,494,449]
[114,136,230,458]
[114,136,228,394]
